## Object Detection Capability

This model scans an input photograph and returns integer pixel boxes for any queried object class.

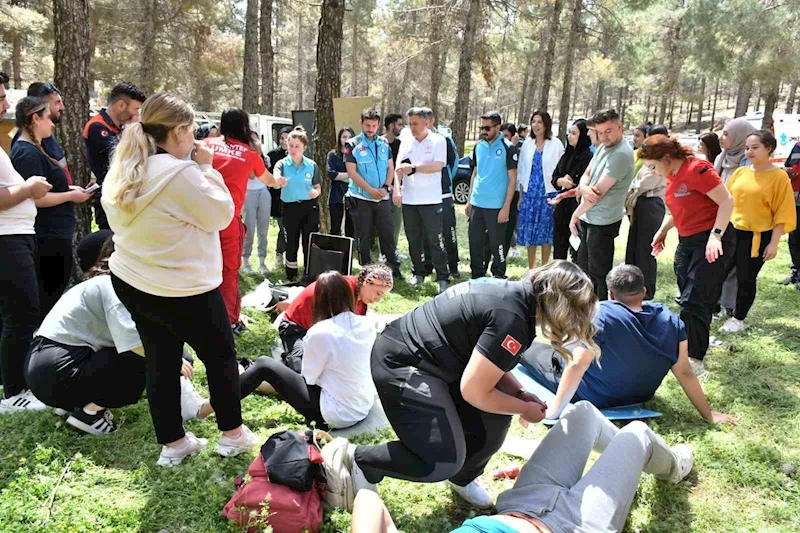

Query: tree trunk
[754,84,761,112]
[452,0,481,154]
[786,77,798,114]
[762,80,780,130]
[296,12,304,109]
[518,51,531,124]
[557,0,581,142]
[260,0,275,114]
[684,78,697,129]
[12,34,21,89]
[54,0,91,280]
[710,77,719,130]
[668,92,676,130]
[192,26,210,108]
[644,94,651,123]
[734,77,752,117]
[312,0,345,234]
[350,14,358,96]
[242,0,260,112]
[274,0,282,115]
[595,80,606,113]
[428,0,445,120]
[695,76,705,134]
[140,0,157,95]
[538,0,564,113]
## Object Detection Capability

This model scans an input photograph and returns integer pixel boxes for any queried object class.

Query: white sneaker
[720,317,744,333]
[714,308,730,320]
[447,479,493,509]
[156,432,208,467]
[668,443,694,484]
[179,377,207,422]
[275,253,285,269]
[242,263,255,275]
[216,424,260,457]
[346,444,378,495]
[378,254,387,264]
[509,248,521,259]
[0,390,47,414]
[689,358,707,378]
[53,407,69,416]
[396,251,409,261]
[258,261,268,275]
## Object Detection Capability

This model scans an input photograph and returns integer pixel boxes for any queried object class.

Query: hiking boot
[66,408,117,436]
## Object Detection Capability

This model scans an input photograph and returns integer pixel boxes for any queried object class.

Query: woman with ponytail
[101,93,258,466]
[11,96,94,321]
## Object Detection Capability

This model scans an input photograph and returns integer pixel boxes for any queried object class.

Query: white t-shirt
[396,131,447,205]
[37,275,142,353]
[0,145,36,235]
[301,312,377,428]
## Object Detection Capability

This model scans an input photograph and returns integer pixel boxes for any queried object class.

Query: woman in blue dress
[516,110,564,268]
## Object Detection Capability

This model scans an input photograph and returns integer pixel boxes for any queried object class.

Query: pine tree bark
[452,0,481,155]
[140,0,157,96]
[296,12,304,109]
[538,0,564,113]
[312,0,345,234]
[695,76,705,134]
[710,77,719,129]
[518,52,531,124]
[734,77,752,118]
[53,0,91,278]
[785,77,797,114]
[260,0,275,114]
[428,0,445,120]
[350,15,358,96]
[762,80,780,130]
[557,0,581,142]
[242,0,260,112]
[12,35,21,89]
[192,25,211,108]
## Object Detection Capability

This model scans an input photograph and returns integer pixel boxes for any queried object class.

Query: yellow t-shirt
[727,166,797,257]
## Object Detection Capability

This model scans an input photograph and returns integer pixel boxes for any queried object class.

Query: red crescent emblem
[501,335,521,356]
[101,129,109,137]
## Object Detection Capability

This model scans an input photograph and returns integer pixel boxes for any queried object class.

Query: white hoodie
[102,154,234,297]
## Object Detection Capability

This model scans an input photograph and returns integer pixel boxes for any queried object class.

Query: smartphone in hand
[84,182,101,194]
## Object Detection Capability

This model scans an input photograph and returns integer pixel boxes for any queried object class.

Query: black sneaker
[779,271,798,285]
[66,408,117,436]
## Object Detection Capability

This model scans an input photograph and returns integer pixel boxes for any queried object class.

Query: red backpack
[224,430,328,533]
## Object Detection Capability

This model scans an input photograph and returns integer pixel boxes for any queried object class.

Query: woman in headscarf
[715,117,757,318]
[551,119,593,260]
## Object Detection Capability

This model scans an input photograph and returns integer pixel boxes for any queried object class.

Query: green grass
[2,207,800,532]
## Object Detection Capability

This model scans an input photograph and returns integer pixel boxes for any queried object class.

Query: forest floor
[1,207,799,533]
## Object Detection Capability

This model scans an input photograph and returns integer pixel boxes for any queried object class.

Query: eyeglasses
[480,125,495,131]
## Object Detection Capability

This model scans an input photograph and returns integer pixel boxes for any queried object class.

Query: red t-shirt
[207,137,267,218]
[284,276,367,330]
[665,158,723,237]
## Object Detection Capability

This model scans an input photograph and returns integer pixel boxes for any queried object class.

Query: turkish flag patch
[343,146,350,155]
[501,335,521,356]
[100,129,109,138]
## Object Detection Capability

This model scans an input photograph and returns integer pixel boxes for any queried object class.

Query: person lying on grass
[197,270,378,430]
[521,264,737,424]
[351,401,695,533]
[23,235,208,435]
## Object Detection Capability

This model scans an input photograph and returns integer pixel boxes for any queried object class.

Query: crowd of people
[1,69,798,532]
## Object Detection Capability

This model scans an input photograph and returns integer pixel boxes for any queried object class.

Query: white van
[743,112,800,163]
[194,111,292,156]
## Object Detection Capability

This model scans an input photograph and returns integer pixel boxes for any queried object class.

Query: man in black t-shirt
[382,114,405,253]
[266,127,291,268]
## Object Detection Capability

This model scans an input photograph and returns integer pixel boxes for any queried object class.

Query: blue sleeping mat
[511,365,662,426]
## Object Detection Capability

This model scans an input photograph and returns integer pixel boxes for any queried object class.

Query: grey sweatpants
[242,188,272,262]
[496,401,680,533]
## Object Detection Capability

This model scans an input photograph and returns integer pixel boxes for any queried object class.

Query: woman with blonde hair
[101,93,257,466]
[326,260,600,510]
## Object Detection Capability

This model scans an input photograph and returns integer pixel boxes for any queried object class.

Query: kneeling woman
[342,260,600,509]
[278,263,393,372]
[200,271,377,430]
[24,239,206,436]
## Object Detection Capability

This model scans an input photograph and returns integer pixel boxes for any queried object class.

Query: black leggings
[35,237,73,323]
[25,337,146,409]
[674,227,735,360]
[728,228,772,321]
[329,203,355,238]
[239,356,326,428]
[354,327,512,486]
[0,235,40,398]
[625,197,666,300]
[281,200,320,280]
[111,275,242,444]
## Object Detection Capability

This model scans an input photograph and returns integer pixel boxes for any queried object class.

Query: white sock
[83,406,99,416]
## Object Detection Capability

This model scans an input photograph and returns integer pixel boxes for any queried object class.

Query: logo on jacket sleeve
[501,335,522,355]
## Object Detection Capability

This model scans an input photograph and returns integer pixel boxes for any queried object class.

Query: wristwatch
[381,184,391,192]
[515,387,528,400]
[710,228,723,241]
[409,165,417,175]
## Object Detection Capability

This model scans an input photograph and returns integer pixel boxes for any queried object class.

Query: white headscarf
[714,117,756,183]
